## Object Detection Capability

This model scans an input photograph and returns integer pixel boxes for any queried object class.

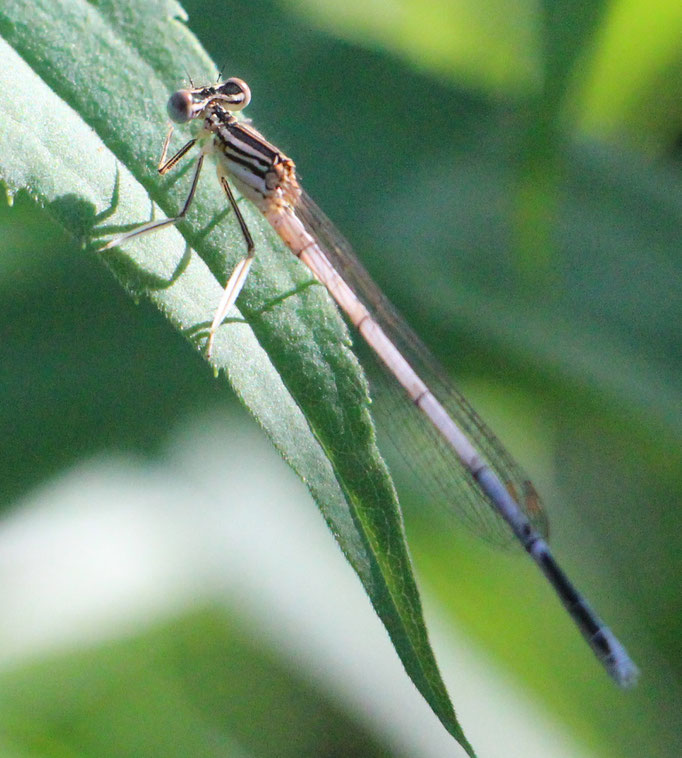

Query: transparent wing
[296,190,548,546]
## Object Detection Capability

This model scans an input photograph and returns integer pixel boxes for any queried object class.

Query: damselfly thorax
[205,105,301,213]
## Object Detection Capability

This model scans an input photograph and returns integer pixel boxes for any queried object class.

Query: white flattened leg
[205,175,256,358]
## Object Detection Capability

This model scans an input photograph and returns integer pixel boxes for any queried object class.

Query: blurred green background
[1,0,680,757]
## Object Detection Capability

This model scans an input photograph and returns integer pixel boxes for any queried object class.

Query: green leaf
[576,0,682,151]
[284,0,542,95]
[0,0,472,753]
[0,608,392,758]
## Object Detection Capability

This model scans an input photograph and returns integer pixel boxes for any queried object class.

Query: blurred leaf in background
[0,607,394,758]
[0,0,680,757]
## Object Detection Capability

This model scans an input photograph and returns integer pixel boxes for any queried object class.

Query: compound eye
[167,89,194,123]
[218,77,251,111]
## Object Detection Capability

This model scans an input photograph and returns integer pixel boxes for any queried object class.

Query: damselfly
[103,76,638,687]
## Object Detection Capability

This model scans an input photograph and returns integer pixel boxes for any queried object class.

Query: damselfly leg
[206,175,255,356]
[102,126,256,356]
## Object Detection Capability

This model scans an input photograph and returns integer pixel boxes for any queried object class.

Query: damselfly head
[167,77,251,124]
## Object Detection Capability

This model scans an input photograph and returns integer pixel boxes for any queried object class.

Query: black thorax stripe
[209,107,281,174]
